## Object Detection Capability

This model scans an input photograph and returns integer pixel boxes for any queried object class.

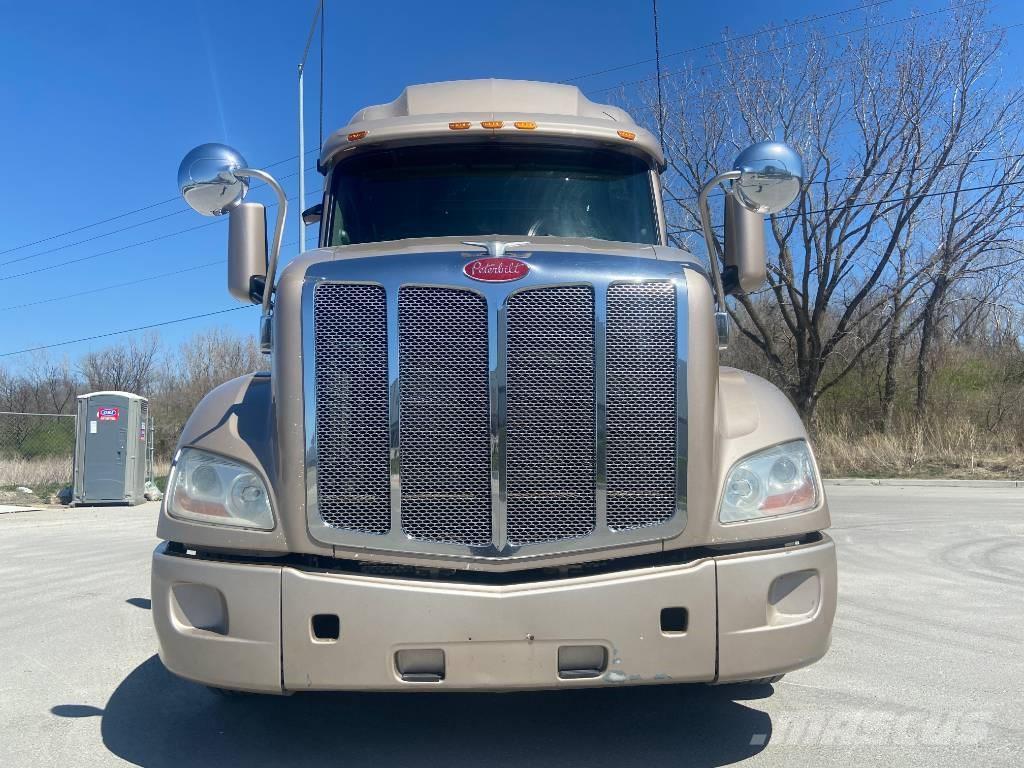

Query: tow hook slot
[396,649,445,682]
[557,645,608,679]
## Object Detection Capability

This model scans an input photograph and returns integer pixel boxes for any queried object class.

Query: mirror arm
[235,168,288,348]
[697,169,741,310]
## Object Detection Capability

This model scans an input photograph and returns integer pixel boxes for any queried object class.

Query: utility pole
[298,1,323,255]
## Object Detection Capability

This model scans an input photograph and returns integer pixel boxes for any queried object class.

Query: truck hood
[279,236,703,281]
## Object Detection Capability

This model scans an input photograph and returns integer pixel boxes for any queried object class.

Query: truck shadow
[77,656,775,767]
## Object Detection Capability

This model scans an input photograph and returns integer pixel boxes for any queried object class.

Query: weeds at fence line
[813,412,1024,479]
[0,412,77,497]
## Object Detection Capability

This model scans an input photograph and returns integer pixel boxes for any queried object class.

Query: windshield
[325,142,659,246]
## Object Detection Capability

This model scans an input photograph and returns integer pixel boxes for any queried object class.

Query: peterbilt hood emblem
[463,256,530,282]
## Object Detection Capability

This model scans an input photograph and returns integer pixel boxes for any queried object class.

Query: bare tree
[151,329,263,457]
[913,147,1024,414]
[646,2,1024,420]
[80,334,160,395]
[23,353,80,414]
[0,365,33,413]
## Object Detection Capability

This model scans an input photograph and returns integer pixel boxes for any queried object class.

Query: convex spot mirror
[732,141,803,215]
[178,143,250,216]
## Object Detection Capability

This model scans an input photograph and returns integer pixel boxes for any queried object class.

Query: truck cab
[154,79,836,693]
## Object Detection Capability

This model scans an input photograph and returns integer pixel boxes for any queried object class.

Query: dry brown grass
[814,413,1024,479]
[0,455,73,489]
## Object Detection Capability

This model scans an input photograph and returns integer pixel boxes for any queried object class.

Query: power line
[0,206,203,269]
[0,0,1006,295]
[0,306,257,359]
[0,1,886,262]
[0,260,222,313]
[779,178,1024,220]
[668,151,1024,206]
[16,179,1020,358]
[0,150,319,261]
[0,0,909,267]
[0,233,314,313]
[0,187,323,283]
[0,196,181,259]
[0,229,320,356]
[12,182,1022,355]
[564,0,894,84]
[0,162,319,269]
[594,0,990,96]
[666,177,1024,236]
[0,220,224,282]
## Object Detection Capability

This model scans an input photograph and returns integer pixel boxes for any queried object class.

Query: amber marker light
[347,131,368,142]
[481,120,504,129]
[617,130,637,140]
[449,121,471,130]
[513,121,537,130]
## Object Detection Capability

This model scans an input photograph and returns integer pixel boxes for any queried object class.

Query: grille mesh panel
[506,287,596,545]
[606,282,677,530]
[313,283,391,534]
[398,287,492,546]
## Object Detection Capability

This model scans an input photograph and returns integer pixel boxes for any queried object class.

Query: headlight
[719,440,818,523]
[167,448,274,530]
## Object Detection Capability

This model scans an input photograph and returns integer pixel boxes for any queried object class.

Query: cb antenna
[298,0,324,255]
[652,0,666,153]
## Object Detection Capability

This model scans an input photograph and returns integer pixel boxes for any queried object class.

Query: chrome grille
[505,286,596,545]
[606,282,677,529]
[306,252,688,558]
[313,283,391,534]
[398,287,492,546]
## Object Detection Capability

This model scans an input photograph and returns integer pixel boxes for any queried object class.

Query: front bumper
[151,535,836,693]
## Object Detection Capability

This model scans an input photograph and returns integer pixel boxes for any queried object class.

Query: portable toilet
[72,391,150,506]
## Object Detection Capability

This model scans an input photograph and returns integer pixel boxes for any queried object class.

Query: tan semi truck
[155,79,836,693]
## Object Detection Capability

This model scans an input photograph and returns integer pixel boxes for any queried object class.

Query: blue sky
[1,0,1022,369]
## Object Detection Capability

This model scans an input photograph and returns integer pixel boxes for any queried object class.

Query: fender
[156,372,305,554]
[704,367,830,545]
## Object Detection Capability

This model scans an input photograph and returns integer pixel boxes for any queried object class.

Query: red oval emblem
[463,257,530,282]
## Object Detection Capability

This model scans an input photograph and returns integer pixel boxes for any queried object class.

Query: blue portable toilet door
[83,396,127,501]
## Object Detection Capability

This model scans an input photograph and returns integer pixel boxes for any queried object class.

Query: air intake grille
[309,266,684,555]
[505,286,596,545]
[398,287,492,546]
[606,282,677,530]
[313,283,391,534]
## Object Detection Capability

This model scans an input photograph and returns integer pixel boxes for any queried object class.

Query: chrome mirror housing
[177,143,250,217]
[174,143,288,353]
[731,142,803,215]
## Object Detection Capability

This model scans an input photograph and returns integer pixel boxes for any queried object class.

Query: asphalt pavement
[0,485,1021,767]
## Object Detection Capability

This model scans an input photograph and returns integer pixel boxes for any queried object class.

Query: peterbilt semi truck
[155,78,836,693]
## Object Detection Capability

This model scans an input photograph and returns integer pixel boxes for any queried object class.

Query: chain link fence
[0,412,76,498]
